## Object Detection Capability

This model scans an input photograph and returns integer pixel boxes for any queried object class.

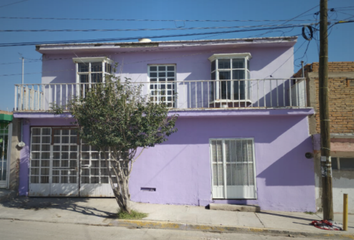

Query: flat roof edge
[36,36,298,51]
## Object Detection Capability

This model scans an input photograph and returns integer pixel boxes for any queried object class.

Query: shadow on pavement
[0,197,117,219]
[259,211,319,221]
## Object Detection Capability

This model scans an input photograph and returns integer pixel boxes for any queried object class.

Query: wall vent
[141,187,156,192]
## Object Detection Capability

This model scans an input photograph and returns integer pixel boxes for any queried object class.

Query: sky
[0,0,353,111]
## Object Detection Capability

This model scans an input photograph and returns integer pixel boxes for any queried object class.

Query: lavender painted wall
[42,46,294,85]
[17,111,316,212]
[129,114,315,212]
[39,45,296,110]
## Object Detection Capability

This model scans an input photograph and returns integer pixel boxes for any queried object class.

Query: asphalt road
[0,219,326,240]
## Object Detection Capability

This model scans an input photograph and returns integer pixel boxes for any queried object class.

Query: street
[0,219,322,240]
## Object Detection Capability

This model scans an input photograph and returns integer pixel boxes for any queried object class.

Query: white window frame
[73,57,113,84]
[148,64,176,107]
[73,57,113,83]
[73,57,113,97]
[208,53,252,104]
[209,137,257,199]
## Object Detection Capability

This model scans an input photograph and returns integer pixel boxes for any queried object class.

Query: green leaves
[66,75,178,160]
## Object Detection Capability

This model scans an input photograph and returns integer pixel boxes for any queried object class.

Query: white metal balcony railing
[14,78,307,112]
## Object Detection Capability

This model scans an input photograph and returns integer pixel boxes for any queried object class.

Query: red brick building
[295,62,354,213]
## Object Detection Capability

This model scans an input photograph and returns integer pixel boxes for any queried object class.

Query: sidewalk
[0,197,353,239]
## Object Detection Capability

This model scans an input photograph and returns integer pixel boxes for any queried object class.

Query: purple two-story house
[13,37,316,212]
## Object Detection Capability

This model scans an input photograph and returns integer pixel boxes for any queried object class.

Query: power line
[281,4,320,26]
[267,39,308,78]
[0,23,313,47]
[242,4,320,41]
[330,6,354,10]
[1,39,303,78]
[0,59,40,65]
[0,16,318,22]
[0,0,27,9]
[0,23,318,33]
[3,36,287,65]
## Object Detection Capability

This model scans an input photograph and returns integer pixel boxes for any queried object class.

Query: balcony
[14,78,307,112]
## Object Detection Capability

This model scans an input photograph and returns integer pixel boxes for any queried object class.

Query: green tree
[66,76,178,213]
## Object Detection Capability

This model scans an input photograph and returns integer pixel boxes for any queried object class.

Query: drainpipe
[301,61,305,78]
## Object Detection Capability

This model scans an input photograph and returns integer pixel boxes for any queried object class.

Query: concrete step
[209,203,260,212]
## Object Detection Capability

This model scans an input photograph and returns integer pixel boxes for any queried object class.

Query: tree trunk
[103,148,132,213]
[113,175,131,213]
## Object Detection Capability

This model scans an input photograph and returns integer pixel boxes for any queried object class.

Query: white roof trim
[208,53,252,62]
[72,57,112,63]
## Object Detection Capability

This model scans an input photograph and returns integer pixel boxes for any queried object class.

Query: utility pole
[319,0,333,220]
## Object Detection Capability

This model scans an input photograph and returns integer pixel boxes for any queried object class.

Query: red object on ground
[311,220,343,231]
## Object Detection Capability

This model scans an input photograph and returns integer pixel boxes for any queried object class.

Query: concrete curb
[0,215,353,239]
[111,219,354,240]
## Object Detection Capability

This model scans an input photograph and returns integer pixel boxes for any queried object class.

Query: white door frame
[210,138,257,199]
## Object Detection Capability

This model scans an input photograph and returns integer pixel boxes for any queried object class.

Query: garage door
[29,127,114,197]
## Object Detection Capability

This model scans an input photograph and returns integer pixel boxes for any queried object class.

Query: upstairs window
[148,64,176,107]
[73,57,112,84]
[73,57,113,97]
[208,53,251,103]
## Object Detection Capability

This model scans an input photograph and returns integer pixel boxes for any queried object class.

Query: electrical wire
[0,36,301,78]
[0,0,27,9]
[266,40,308,78]
[0,23,319,33]
[0,16,318,23]
[0,23,315,48]
[244,4,320,40]
[0,59,40,65]
[280,4,319,26]
[294,40,312,67]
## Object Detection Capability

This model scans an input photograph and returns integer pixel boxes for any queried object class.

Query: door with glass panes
[29,127,114,197]
[79,142,114,197]
[210,138,257,199]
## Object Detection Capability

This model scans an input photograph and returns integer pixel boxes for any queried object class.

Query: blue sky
[0,0,353,111]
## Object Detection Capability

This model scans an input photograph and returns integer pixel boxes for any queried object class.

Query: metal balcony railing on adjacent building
[14,78,307,112]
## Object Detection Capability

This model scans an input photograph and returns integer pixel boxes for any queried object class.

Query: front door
[79,143,113,197]
[210,138,257,199]
[50,128,80,196]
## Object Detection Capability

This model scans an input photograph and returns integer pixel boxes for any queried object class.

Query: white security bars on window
[148,65,176,108]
